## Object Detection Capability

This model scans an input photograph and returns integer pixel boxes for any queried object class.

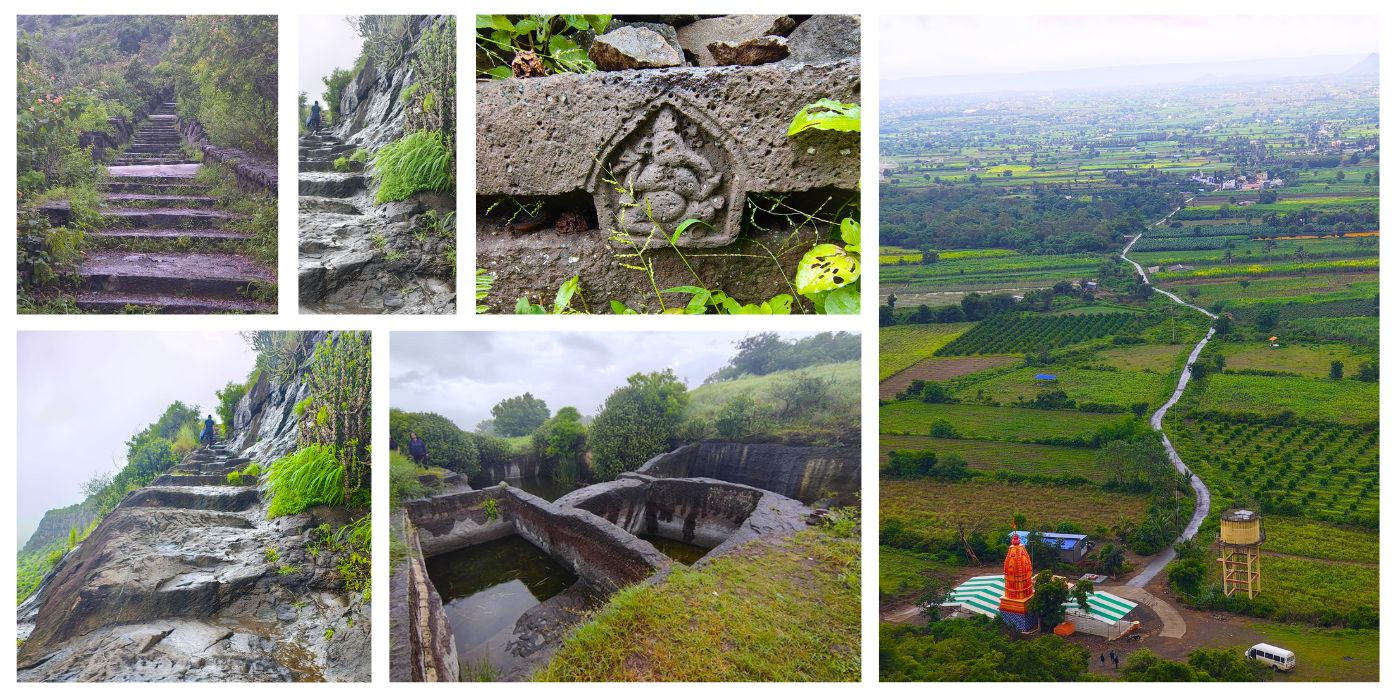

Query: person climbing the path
[308,101,322,134]
[407,431,428,466]
[1100,653,1106,666]
[201,414,216,447]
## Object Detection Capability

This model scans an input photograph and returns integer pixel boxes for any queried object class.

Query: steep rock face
[21,504,97,555]
[299,15,455,315]
[18,334,370,682]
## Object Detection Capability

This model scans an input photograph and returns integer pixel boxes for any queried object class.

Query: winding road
[1119,199,1216,588]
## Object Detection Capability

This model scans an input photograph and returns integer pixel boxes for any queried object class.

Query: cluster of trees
[880,186,1178,254]
[881,280,1111,328]
[705,332,861,383]
[880,618,1266,681]
[883,450,968,481]
[165,16,279,156]
[392,368,691,486]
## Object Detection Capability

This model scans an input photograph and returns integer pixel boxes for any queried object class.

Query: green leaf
[552,275,580,313]
[514,17,541,33]
[514,297,546,315]
[795,243,861,295]
[824,282,860,314]
[609,300,638,315]
[765,294,795,315]
[483,15,515,32]
[585,15,613,34]
[788,99,862,136]
[840,217,860,249]
[669,218,713,245]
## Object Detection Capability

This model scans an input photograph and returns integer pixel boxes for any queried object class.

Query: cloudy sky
[17,332,256,546]
[300,15,362,105]
[391,332,822,431]
[880,15,1379,81]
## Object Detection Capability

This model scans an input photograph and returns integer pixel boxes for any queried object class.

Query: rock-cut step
[87,228,253,243]
[78,249,274,300]
[299,172,366,198]
[100,207,240,229]
[122,485,260,512]
[73,291,273,314]
[151,473,242,487]
[104,193,218,208]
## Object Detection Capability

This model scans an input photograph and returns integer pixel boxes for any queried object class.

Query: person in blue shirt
[308,101,322,134]
[200,414,216,447]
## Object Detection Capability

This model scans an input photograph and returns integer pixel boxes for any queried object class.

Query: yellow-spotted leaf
[795,244,860,295]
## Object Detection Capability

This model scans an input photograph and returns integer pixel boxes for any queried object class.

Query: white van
[1245,643,1296,671]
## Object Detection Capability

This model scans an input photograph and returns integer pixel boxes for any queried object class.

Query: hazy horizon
[881,15,1379,83]
[299,15,362,107]
[17,332,256,548]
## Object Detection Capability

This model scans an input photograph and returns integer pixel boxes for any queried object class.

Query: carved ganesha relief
[592,100,745,248]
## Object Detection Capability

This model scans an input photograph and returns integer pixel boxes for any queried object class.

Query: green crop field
[1217,342,1376,379]
[878,435,1105,482]
[880,400,1128,443]
[1171,417,1378,526]
[1188,373,1378,424]
[1253,556,1379,625]
[879,323,973,380]
[1094,344,1189,373]
[936,313,1138,356]
[1163,272,1377,307]
[953,366,1175,409]
[1285,316,1379,346]
[879,479,1150,541]
[1257,516,1378,563]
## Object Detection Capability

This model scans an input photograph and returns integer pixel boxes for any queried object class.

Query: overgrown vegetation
[538,528,858,681]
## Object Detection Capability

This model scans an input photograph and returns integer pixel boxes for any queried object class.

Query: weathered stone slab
[634,441,861,506]
[676,15,796,66]
[477,59,859,247]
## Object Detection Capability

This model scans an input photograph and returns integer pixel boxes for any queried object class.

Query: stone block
[477,59,859,248]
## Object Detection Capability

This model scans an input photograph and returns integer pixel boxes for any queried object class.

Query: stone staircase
[298,131,455,314]
[76,101,275,314]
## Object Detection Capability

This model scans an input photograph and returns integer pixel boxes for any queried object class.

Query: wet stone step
[105,193,218,208]
[75,290,274,314]
[298,196,363,215]
[300,144,355,158]
[103,181,211,194]
[150,473,237,487]
[107,164,201,179]
[122,485,260,512]
[100,207,239,228]
[301,159,364,173]
[79,250,274,298]
[299,172,366,198]
[87,228,252,243]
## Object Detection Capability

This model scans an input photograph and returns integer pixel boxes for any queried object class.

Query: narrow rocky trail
[298,129,455,314]
[75,101,275,313]
[18,442,364,681]
[1120,199,1216,589]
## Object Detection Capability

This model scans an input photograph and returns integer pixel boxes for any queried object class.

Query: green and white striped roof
[943,575,1138,624]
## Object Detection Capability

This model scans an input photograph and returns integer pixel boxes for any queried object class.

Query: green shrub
[266,444,344,518]
[372,129,452,204]
[590,370,689,480]
[389,409,479,476]
[389,451,428,506]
